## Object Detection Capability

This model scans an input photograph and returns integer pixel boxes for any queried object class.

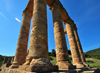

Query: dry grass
[86,58,100,63]
[86,58,100,67]
[0,71,2,73]
[50,55,100,67]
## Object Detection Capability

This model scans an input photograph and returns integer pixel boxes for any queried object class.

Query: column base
[9,62,19,69]
[18,57,58,72]
[30,57,52,65]
[57,61,76,70]
[18,65,58,72]
[74,62,85,68]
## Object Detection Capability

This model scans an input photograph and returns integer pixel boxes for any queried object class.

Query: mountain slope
[86,47,100,55]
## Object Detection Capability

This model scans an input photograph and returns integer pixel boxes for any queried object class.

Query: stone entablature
[25,0,71,22]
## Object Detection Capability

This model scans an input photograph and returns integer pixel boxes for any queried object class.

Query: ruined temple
[1,0,95,73]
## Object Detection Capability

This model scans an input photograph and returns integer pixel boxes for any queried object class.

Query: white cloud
[15,18,21,22]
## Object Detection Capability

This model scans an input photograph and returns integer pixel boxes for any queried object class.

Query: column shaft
[29,0,48,58]
[73,29,85,62]
[52,3,74,69]
[53,5,69,62]
[26,0,51,65]
[73,27,88,67]
[65,20,84,68]
[10,11,31,68]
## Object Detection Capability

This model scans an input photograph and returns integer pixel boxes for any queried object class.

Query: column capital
[64,18,74,25]
[73,24,77,30]
[23,9,32,18]
[49,0,60,11]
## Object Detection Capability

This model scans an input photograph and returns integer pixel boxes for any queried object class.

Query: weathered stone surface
[24,0,50,65]
[30,57,52,65]
[73,25,89,67]
[6,57,12,67]
[57,53,69,61]
[3,57,9,64]
[64,19,85,68]
[10,11,32,69]
[11,57,14,64]
[27,0,48,59]
[19,1,58,72]
[9,62,19,69]
[18,65,58,72]
[3,67,99,73]
[1,57,12,69]
[1,67,9,73]
[51,3,74,70]
[57,61,76,70]
[1,64,7,69]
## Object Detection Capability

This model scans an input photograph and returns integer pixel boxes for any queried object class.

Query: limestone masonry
[1,0,90,73]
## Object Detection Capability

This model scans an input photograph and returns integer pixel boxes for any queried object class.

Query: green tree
[51,49,56,57]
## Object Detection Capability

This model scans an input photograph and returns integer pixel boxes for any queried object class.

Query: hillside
[0,55,4,68]
[86,47,100,55]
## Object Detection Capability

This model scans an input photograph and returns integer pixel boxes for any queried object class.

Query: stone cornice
[24,0,70,20]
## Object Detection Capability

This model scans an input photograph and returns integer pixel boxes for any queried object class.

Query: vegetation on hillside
[86,47,100,55]
[84,47,100,59]
[0,55,4,68]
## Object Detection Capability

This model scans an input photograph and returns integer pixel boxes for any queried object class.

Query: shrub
[69,57,72,61]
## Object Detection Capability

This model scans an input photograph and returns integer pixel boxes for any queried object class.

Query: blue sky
[0,0,100,56]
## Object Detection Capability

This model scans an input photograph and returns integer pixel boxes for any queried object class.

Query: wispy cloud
[4,0,14,12]
[84,43,100,50]
[0,12,9,21]
[15,18,21,22]
[75,1,100,23]
[74,1,100,33]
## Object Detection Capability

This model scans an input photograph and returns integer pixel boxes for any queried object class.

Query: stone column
[73,25,89,67]
[20,0,58,72]
[26,0,49,65]
[3,57,8,64]
[64,19,85,68]
[51,2,74,70]
[10,10,32,68]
